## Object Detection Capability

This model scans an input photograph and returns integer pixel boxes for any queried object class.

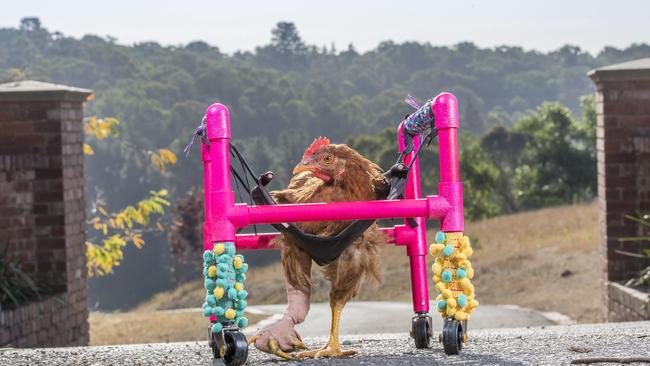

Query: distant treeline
[2,18,649,258]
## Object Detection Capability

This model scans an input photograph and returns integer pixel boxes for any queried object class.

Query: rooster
[249,136,388,359]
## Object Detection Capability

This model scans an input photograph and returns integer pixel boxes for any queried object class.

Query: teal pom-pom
[237,299,248,310]
[238,290,248,300]
[237,317,249,328]
[457,294,468,308]
[218,255,232,264]
[203,267,209,277]
[435,231,446,244]
[213,306,225,316]
[441,269,453,283]
[241,263,248,273]
[226,244,236,256]
[437,300,447,310]
[211,322,223,333]
[204,278,216,291]
[236,309,245,317]
[442,245,454,257]
[236,274,246,283]
[228,288,238,299]
[456,268,467,279]
[203,306,212,317]
[206,295,217,306]
[203,251,214,262]
[216,279,227,288]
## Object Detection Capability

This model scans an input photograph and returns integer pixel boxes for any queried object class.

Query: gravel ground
[1,321,649,366]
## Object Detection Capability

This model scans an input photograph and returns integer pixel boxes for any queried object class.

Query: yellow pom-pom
[442,289,453,299]
[213,243,225,255]
[447,298,457,309]
[214,286,225,299]
[463,284,475,297]
[224,308,236,319]
[456,253,467,261]
[460,236,470,248]
[464,247,473,257]
[467,299,479,310]
[467,267,475,279]
[432,263,442,276]
[429,243,445,256]
[435,282,446,293]
[435,294,443,302]
[233,256,243,269]
[433,275,441,283]
[208,265,217,278]
[458,259,470,269]
[455,311,468,321]
[446,307,457,317]
[234,282,244,291]
[460,277,471,288]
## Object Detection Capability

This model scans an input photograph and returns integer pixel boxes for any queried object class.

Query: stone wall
[589,59,650,321]
[0,81,90,347]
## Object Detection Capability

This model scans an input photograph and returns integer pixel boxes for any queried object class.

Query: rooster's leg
[296,299,356,359]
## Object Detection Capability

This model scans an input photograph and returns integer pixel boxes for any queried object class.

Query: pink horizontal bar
[237,196,450,227]
[235,226,404,251]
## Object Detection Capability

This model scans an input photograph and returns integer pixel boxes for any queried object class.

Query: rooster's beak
[293,164,318,175]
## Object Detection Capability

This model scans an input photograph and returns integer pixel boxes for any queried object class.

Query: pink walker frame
[201,92,464,319]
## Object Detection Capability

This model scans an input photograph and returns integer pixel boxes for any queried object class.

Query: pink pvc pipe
[434,93,464,232]
[235,226,406,251]
[230,196,450,227]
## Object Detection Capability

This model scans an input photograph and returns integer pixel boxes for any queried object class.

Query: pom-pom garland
[202,242,249,333]
[430,232,479,323]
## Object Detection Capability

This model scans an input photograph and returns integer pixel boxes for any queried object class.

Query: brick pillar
[0,80,91,346]
[589,58,650,321]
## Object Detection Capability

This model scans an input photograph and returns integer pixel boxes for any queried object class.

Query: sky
[1,0,648,55]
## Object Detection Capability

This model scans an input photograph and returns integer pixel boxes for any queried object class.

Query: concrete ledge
[608,282,650,321]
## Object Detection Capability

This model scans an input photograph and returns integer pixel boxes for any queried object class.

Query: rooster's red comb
[303,136,330,159]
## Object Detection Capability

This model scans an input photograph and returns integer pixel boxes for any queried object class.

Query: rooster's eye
[323,155,334,163]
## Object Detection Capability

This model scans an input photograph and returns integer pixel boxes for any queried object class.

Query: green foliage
[483,100,597,211]
[87,190,170,276]
[350,97,597,220]
[82,97,177,277]
[2,18,646,268]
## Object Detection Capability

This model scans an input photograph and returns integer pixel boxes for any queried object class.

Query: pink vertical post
[202,103,236,250]
[434,93,464,232]
[398,125,430,314]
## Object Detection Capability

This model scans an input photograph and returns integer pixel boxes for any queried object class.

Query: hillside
[137,202,601,323]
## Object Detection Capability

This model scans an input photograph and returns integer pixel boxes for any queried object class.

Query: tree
[19,17,41,31]
[271,22,307,56]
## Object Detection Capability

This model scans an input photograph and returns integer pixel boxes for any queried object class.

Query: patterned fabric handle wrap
[404,100,434,134]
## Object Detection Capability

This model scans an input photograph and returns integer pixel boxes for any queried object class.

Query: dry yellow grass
[89,310,265,346]
[123,202,602,324]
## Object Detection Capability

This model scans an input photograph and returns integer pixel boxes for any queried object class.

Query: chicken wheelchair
[194,92,477,365]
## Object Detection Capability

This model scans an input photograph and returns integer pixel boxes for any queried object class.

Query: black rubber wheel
[412,316,431,348]
[442,319,463,355]
[221,331,248,366]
